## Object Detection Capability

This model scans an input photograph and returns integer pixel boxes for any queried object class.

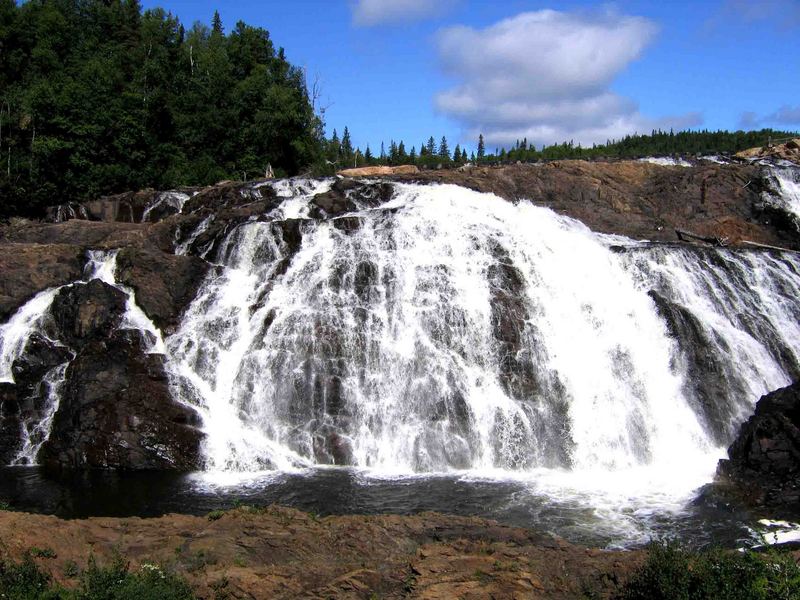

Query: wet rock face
[0,383,20,464]
[40,329,202,470]
[50,280,128,346]
[115,248,208,332]
[717,382,800,513]
[648,290,747,445]
[30,280,203,470]
[0,244,85,322]
[309,179,393,218]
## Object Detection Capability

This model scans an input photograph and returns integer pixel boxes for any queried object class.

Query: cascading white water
[84,250,166,354]
[763,166,800,226]
[141,191,190,223]
[165,182,800,481]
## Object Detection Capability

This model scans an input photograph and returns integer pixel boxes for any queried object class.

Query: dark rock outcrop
[34,280,203,470]
[40,329,202,470]
[716,382,800,514]
[309,178,393,218]
[0,382,20,464]
[115,248,208,332]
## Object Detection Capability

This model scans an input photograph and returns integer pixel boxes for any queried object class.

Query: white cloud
[351,0,458,27]
[434,9,701,148]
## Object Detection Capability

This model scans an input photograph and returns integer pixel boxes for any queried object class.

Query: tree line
[0,0,323,218]
[324,128,799,171]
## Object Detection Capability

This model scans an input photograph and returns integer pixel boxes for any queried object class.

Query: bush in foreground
[617,541,800,600]
[0,554,194,600]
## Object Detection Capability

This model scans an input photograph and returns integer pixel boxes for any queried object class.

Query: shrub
[618,541,800,600]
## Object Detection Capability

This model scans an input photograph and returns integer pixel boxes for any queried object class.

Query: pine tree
[212,10,223,34]
[461,148,468,162]
[439,136,449,161]
[380,141,386,160]
[426,136,436,155]
[341,126,354,164]
[409,146,417,162]
[364,144,373,165]
[452,143,461,163]
[389,140,398,164]
[398,141,407,162]
[477,134,485,159]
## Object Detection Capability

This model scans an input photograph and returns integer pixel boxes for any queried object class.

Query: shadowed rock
[716,381,800,515]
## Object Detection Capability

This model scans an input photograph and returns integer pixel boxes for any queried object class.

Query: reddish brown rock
[0,507,643,599]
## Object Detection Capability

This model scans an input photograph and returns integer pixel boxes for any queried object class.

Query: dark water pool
[0,466,766,549]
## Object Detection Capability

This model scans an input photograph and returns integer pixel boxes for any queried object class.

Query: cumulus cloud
[351,0,458,27]
[434,9,702,148]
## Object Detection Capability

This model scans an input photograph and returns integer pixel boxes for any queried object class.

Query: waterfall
[165,182,800,476]
[763,165,800,227]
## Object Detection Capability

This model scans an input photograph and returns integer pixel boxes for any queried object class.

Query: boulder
[40,329,202,470]
[716,381,800,513]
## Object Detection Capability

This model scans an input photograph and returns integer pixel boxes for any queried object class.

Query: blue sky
[140,0,800,154]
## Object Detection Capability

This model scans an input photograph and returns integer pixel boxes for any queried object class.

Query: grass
[615,541,800,600]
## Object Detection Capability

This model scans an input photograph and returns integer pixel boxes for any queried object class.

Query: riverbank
[0,506,643,599]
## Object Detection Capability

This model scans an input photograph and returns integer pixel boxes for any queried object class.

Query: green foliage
[77,557,195,600]
[0,555,196,600]
[206,510,225,521]
[617,541,800,600]
[27,547,56,559]
[0,555,59,600]
[0,1,323,219]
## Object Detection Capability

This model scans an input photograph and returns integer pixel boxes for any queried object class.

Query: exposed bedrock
[716,382,800,515]
[0,244,85,321]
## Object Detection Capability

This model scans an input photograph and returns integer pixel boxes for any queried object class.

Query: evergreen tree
[364,144,373,165]
[477,134,485,159]
[452,143,461,163]
[439,136,449,161]
[341,126,354,164]
[212,10,223,34]
[397,140,407,162]
[409,146,417,162]
[426,136,436,155]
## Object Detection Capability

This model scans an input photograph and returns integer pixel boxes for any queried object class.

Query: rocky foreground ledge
[0,506,642,599]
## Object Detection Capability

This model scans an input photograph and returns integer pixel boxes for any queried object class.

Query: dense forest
[0,0,322,217]
[0,1,797,219]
